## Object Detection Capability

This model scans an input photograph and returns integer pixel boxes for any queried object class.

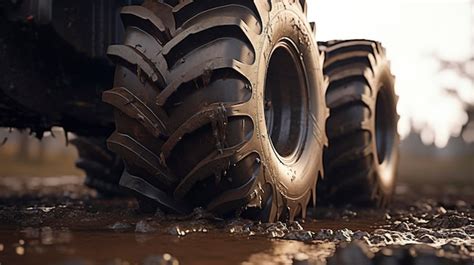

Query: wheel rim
[264,41,308,164]
[375,88,396,165]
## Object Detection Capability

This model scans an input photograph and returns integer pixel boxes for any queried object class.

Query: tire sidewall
[253,3,326,201]
[372,61,399,197]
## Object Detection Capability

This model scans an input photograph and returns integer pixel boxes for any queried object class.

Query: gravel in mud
[0,176,472,265]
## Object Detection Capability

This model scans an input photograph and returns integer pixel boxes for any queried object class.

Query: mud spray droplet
[15,246,24,255]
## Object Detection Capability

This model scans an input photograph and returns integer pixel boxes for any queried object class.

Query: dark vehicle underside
[0,0,138,136]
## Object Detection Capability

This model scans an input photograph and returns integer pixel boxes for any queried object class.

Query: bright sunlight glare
[308,0,474,148]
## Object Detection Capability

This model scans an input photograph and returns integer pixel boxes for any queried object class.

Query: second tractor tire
[71,137,125,197]
[318,40,399,207]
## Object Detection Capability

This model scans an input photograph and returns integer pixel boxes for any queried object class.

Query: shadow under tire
[103,0,327,221]
[318,39,400,207]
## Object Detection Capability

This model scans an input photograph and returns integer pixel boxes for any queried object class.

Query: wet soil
[0,176,472,265]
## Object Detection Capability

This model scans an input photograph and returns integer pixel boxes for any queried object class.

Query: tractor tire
[104,0,328,221]
[71,137,125,197]
[318,40,399,207]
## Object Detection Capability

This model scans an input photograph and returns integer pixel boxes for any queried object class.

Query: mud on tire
[104,0,328,221]
[318,40,399,206]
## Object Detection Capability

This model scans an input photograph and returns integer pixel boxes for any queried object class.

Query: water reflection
[244,240,335,265]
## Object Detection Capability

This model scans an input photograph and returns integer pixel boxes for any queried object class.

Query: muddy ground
[0,175,472,265]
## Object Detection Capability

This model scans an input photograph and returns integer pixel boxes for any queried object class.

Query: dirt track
[0,175,472,265]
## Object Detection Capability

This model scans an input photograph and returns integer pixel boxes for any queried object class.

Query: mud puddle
[0,176,473,265]
[0,205,381,265]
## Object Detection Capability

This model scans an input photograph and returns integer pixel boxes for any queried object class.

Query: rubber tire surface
[318,40,399,206]
[104,0,327,222]
[71,137,125,197]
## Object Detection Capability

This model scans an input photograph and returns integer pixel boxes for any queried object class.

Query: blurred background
[310,0,474,186]
[0,0,472,188]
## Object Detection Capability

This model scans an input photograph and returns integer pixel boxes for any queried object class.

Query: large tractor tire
[318,40,399,206]
[104,0,328,221]
[71,137,125,197]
